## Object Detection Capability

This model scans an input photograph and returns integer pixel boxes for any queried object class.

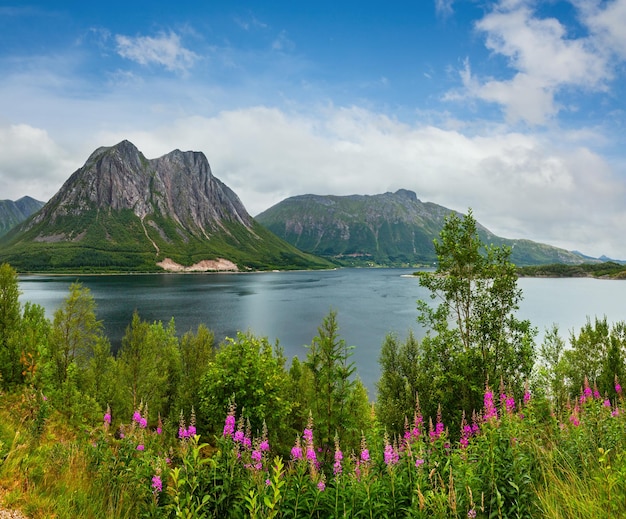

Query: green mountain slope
[0,141,332,272]
[255,189,590,267]
[0,196,44,237]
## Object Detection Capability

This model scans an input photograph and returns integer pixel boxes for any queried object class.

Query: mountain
[0,196,45,237]
[0,140,332,272]
[255,189,590,267]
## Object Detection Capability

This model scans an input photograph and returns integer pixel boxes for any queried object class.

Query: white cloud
[435,0,455,18]
[454,0,614,124]
[234,14,268,31]
[0,124,75,202]
[115,31,198,73]
[272,30,295,52]
[93,106,626,258]
[583,0,626,59]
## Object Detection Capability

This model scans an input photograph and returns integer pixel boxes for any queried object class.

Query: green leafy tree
[46,283,103,387]
[116,312,181,420]
[16,302,50,387]
[178,324,215,420]
[600,321,626,395]
[35,282,105,416]
[376,331,421,437]
[300,310,370,458]
[0,263,23,388]
[416,210,536,429]
[198,331,293,450]
[534,324,569,414]
[563,316,626,397]
[82,335,118,411]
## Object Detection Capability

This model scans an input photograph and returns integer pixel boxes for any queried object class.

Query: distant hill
[0,196,44,237]
[255,189,591,267]
[0,140,332,272]
[517,262,626,279]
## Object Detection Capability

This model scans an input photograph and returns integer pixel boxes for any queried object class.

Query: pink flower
[152,475,162,493]
[360,448,370,462]
[484,389,498,421]
[187,425,196,436]
[291,436,303,460]
[460,423,473,449]
[616,383,622,394]
[223,413,236,438]
[415,458,425,468]
[251,450,262,463]
[234,430,244,443]
[583,378,593,401]
[291,445,303,460]
[306,447,317,462]
[259,440,270,452]
[103,412,112,425]
[303,428,313,443]
[430,420,445,441]
[317,480,326,491]
[139,417,147,429]
[333,436,343,475]
[523,390,531,404]
[133,411,142,423]
[505,396,516,414]
[137,444,145,451]
[384,443,399,465]
[156,426,162,435]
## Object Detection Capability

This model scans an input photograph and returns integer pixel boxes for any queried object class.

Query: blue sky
[1,0,626,258]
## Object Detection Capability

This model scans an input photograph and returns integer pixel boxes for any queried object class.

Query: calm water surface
[18,269,626,396]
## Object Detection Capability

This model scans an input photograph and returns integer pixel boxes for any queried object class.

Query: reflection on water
[19,270,626,397]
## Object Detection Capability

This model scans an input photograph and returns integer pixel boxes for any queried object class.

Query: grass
[2,384,626,518]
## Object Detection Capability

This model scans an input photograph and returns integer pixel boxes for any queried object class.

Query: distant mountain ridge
[256,189,592,267]
[0,196,44,237]
[0,140,331,272]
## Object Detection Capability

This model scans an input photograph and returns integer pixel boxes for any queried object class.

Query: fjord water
[18,269,626,396]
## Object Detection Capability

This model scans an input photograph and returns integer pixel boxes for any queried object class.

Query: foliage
[299,310,371,459]
[563,317,626,398]
[177,324,215,424]
[198,331,294,452]
[375,331,421,437]
[117,312,182,421]
[517,261,626,279]
[0,208,334,273]
[0,263,24,388]
[4,378,626,518]
[415,209,537,431]
[257,192,587,267]
[3,260,626,517]
[533,324,569,415]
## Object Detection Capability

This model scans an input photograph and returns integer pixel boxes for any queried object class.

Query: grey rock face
[30,140,252,236]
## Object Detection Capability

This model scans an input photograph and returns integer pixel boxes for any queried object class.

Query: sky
[1,1,626,259]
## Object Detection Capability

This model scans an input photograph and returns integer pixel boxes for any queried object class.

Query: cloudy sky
[1,1,625,258]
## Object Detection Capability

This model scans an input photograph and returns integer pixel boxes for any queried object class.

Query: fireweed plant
[1,375,626,517]
[9,378,605,518]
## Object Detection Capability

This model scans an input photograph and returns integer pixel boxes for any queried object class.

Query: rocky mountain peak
[30,140,252,234]
[394,189,419,202]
